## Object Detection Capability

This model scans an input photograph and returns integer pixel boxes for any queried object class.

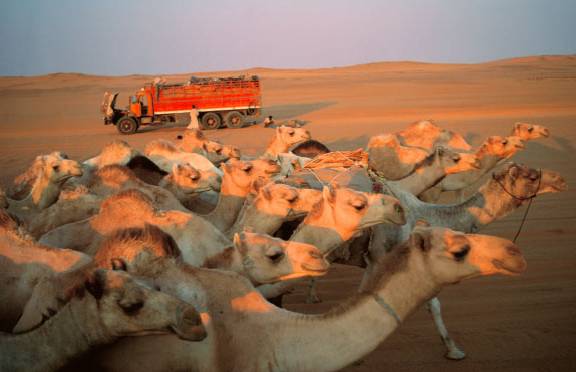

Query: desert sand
[1,55,575,371]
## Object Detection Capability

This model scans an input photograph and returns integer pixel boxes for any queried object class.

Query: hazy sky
[1,0,575,76]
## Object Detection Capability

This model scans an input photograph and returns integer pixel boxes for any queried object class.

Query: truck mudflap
[101,92,119,124]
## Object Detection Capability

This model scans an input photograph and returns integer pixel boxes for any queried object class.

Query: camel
[175,128,241,165]
[263,125,312,159]
[512,122,550,141]
[158,163,222,207]
[26,186,102,239]
[7,151,70,200]
[87,164,189,212]
[1,269,206,372]
[93,226,329,286]
[39,189,229,264]
[76,225,526,372]
[275,152,311,178]
[0,209,92,331]
[397,119,472,151]
[367,133,429,180]
[144,139,223,177]
[366,162,567,359]
[191,158,280,232]
[289,185,406,255]
[226,182,322,238]
[419,135,525,202]
[284,145,479,197]
[6,153,83,225]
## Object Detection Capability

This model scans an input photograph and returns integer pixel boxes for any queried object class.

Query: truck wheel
[225,111,244,129]
[117,117,138,134]
[201,113,222,130]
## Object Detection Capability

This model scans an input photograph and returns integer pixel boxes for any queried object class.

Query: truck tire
[117,117,138,135]
[201,112,222,130]
[225,111,244,129]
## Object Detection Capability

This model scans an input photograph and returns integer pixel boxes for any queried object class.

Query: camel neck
[290,222,344,255]
[0,295,111,372]
[389,156,446,195]
[29,173,61,209]
[227,203,284,238]
[272,247,437,372]
[264,138,288,158]
[203,177,248,232]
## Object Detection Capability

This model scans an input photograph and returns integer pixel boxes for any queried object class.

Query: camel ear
[508,164,520,180]
[172,164,181,174]
[233,233,243,249]
[410,228,432,252]
[275,126,281,135]
[111,258,128,272]
[85,269,107,300]
[322,185,336,204]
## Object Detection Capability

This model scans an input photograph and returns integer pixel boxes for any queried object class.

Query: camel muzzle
[171,306,208,341]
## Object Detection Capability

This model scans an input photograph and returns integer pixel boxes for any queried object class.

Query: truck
[100,75,262,134]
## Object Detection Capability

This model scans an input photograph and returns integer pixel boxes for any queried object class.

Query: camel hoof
[445,349,466,360]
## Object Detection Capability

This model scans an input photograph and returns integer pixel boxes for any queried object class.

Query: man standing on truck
[187,105,199,129]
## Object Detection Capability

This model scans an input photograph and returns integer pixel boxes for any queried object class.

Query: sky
[1,0,575,76]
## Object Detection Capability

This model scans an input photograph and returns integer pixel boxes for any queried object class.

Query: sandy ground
[1,55,575,371]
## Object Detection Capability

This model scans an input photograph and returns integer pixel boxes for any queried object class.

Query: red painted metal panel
[146,79,261,114]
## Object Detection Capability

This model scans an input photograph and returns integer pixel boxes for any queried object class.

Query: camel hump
[100,189,155,216]
[95,224,181,268]
[94,164,138,183]
[145,139,178,155]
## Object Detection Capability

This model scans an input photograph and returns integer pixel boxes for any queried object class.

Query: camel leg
[305,278,322,304]
[427,297,466,360]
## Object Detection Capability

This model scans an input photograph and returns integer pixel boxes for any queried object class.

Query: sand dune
[1,55,575,370]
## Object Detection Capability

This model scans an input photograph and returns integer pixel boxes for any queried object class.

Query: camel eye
[351,200,366,211]
[190,175,199,181]
[502,140,508,145]
[266,251,285,263]
[528,127,534,132]
[119,300,144,315]
[52,165,60,171]
[452,155,460,163]
[452,245,470,262]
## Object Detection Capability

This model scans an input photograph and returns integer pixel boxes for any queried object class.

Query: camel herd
[0,120,567,371]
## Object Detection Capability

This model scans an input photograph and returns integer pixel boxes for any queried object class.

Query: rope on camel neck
[492,169,542,243]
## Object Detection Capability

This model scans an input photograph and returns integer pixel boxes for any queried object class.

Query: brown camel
[397,119,472,151]
[158,163,221,207]
[263,125,312,158]
[2,269,206,372]
[77,226,526,372]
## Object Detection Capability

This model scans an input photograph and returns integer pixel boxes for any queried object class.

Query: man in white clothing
[187,105,200,129]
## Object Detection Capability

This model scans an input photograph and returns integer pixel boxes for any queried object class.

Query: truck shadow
[137,101,336,133]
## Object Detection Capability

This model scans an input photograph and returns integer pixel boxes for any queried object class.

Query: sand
[1,55,575,370]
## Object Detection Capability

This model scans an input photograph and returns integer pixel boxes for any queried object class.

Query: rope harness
[492,169,542,242]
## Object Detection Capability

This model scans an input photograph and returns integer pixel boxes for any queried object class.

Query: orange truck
[101,75,262,134]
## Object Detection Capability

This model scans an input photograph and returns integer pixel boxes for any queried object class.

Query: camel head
[221,159,278,196]
[315,186,406,241]
[246,158,282,179]
[399,120,472,151]
[176,129,207,151]
[95,140,140,168]
[251,180,301,220]
[432,146,480,175]
[479,135,524,159]
[413,225,527,282]
[84,269,206,341]
[367,134,428,180]
[291,188,323,217]
[233,232,329,284]
[512,122,550,141]
[222,144,242,160]
[167,164,222,194]
[276,125,311,147]
[492,163,567,198]
[39,152,83,184]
